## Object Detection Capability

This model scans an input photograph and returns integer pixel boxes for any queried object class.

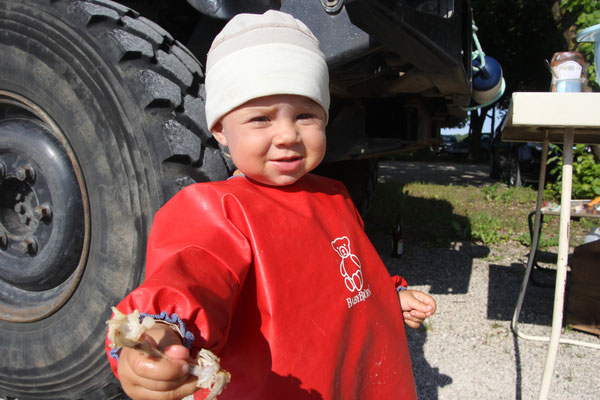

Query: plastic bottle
[550,52,584,92]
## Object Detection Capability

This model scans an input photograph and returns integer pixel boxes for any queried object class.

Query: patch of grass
[471,213,513,244]
[482,184,536,205]
[365,178,591,248]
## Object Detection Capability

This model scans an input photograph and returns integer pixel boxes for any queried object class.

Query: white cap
[205,10,330,130]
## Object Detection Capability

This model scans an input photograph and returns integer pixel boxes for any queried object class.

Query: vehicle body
[480,133,492,161]
[489,114,544,187]
[438,133,464,155]
[0,0,480,397]
[438,132,491,160]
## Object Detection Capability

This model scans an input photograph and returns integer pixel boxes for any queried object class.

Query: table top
[502,92,600,144]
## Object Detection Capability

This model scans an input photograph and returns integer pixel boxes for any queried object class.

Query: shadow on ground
[487,263,555,326]
[406,326,453,400]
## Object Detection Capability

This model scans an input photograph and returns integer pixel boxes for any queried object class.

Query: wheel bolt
[0,232,7,249]
[16,165,36,182]
[14,203,26,214]
[321,0,343,12]
[16,238,38,255]
[34,205,52,221]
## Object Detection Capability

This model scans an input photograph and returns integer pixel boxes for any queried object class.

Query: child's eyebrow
[239,98,321,114]
[239,105,276,114]
[291,96,320,107]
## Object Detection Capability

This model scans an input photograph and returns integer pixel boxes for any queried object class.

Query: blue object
[465,21,505,110]
[556,79,582,93]
[473,56,502,90]
[577,23,600,83]
[472,56,503,104]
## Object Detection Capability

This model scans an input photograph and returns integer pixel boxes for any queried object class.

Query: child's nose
[273,121,300,146]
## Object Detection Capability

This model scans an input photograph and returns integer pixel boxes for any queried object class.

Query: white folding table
[502,92,600,400]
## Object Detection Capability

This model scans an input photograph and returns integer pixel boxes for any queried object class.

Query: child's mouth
[277,156,302,162]
[271,156,303,172]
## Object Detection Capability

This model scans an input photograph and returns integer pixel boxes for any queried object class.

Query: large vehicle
[0,0,489,398]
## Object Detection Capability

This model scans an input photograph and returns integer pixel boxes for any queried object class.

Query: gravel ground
[374,160,600,400]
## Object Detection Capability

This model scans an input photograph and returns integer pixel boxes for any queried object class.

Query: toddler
[106,10,436,400]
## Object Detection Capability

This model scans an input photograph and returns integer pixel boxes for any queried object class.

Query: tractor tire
[0,0,227,398]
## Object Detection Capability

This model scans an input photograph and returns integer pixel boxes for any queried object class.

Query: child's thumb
[414,293,435,313]
[163,344,190,360]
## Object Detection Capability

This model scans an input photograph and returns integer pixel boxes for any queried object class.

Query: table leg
[538,128,574,400]
[511,133,549,335]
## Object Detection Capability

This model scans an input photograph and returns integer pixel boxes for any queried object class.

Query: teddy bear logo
[331,236,363,292]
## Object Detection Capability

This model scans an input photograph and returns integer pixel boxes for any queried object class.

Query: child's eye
[250,116,270,122]
[296,113,314,120]
[247,116,272,127]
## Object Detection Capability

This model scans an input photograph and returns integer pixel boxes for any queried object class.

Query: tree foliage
[560,0,600,87]
[562,0,600,28]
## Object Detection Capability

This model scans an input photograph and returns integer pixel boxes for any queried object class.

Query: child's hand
[117,324,198,400]
[398,289,436,329]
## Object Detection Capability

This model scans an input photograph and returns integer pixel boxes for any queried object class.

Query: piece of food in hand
[106,307,231,399]
[106,307,163,358]
[190,349,231,400]
[107,307,155,348]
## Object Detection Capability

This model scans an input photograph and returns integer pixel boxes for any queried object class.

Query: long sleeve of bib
[106,185,253,374]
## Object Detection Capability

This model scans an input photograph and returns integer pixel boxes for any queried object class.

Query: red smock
[107,174,417,399]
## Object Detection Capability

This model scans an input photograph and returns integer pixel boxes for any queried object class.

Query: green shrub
[546,145,600,200]
[561,0,600,88]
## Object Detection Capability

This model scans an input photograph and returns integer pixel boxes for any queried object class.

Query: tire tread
[0,1,225,398]
[59,0,218,199]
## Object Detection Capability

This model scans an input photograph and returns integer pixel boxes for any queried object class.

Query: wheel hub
[0,93,88,322]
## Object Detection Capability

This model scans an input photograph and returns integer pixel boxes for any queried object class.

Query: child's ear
[211,121,228,146]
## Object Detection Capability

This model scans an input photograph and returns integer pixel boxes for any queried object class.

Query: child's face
[211,94,327,186]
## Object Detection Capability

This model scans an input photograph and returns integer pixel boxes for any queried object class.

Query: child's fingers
[412,292,437,314]
[119,353,197,398]
[412,302,434,314]
[120,346,189,381]
[124,375,199,400]
[409,309,431,320]
[129,367,198,393]
[399,290,436,329]
[402,314,422,329]
[400,291,432,313]
[412,291,434,305]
